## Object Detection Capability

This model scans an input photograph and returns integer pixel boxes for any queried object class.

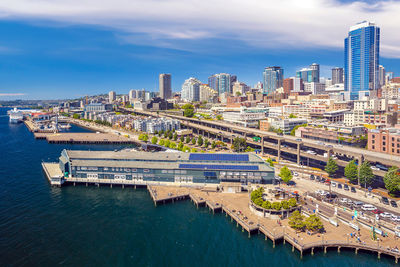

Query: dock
[33,132,138,144]
[147,185,190,206]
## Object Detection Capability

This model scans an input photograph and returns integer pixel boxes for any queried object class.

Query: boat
[8,108,24,123]
[58,123,71,129]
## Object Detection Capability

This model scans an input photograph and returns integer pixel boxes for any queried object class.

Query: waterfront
[0,107,397,266]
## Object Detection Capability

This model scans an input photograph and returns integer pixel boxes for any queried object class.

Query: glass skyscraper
[344,21,380,100]
[263,66,284,95]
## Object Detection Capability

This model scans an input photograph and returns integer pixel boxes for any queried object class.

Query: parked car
[316,176,321,182]
[353,201,364,207]
[380,212,392,218]
[391,200,398,208]
[320,178,326,183]
[338,184,343,189]
[293,172,299,177]
[372,209,383,214]
[382,197,389,205]
[392,216,400,222]
[295,138,302,142]
[351,187,356,193]
[340,198,348,203]
[361,204,376,211]
[344,184,349,191]
[331,182,337,187]
[310,175,315,180]
[325,179,331,185]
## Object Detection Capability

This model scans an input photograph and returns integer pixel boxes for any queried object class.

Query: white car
[392,216,400,222]
[340,198,348,203]
[362,204,377,211]
[293,172,299,176]
[331,182,337,187]
[371,166,379,171]
[380,212,392,218]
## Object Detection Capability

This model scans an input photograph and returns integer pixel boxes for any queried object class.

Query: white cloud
[0,0,399,57]
[0,93,26,96]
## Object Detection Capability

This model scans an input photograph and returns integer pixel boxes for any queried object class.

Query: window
[383,147,386,151]
[383,136,386,140]
[143,169,150,173]
[372,145,375,149]
[383,142,386,146]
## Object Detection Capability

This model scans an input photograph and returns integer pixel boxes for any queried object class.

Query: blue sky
[0,0,399,100]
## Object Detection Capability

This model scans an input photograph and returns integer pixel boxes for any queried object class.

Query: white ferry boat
[8,108,24,123]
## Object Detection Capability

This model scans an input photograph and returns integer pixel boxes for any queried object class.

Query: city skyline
[0,1,400,99]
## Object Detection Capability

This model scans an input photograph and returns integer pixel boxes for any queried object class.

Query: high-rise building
[332,67,344,85]
[208,75,219,91]
[159,74,172,99]
[181,78,201,102]
[199,84,218,102]
[263,67,284,95]
[283,77,303,94]
[344,21,380,100]
[232,81,249,96]
[379,65,386,87]
[208,73,233,95]
[129,89,137,101]
[108,91,116,103]
[296,63,320,83]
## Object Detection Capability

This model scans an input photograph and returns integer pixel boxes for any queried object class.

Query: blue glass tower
[344,21,380,100]
[263,66,284,95]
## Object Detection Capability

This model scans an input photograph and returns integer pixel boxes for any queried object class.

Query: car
[320,178,326,183]
[376,164,389,171]
[351,187,356,193]
[391,200,398,208]
[293,172,299,177]
[325,179,331,185]
[380,212,393,218]
[325,144,333,148]
[371,166,379,171]
[392,216,400,222]
[310,175,315,180]
[331,182,337,187]
[344,184,349,191]
[340,198,348,203]
[382,197,389,205]
[316,176,321,182]
[362,204,376,211]
[372,209,383,214]
[326,193,337,199]
[338,184,343,189]
[317,141,324,145]
[295,138,302,142]
[277,132,284,136]
[353,201,364,207]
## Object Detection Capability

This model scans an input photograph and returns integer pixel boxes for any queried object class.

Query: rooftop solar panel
[189,154,249,162]
[179,164,258,171]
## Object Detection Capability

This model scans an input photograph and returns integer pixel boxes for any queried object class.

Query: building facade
[344,21,380,100]
[368,128,400,155]
[108,91,116,103]
[181,78,201,102]
[263,67,284,95]
[159,74,172,100]
[332,67,344,85]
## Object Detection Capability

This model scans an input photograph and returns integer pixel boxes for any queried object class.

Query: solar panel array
[189,154,249,162]
[179,164,259,171]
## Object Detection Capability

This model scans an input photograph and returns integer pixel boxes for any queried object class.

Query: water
[0,107,396,266]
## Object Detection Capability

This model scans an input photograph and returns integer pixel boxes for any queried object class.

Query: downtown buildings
[263,67,284,95]
[159,74,172,100]
[344,21,380,100]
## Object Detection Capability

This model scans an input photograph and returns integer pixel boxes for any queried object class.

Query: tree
[151,136,158,144]
[290,123,307,136]
[288,198,297,207]
[289,210,305,231]
[254,197,264,207]
[178,141,184,151]
[164,131,168,138]
[182,103,195,117]
[197,136,204,146]
[235,91,242,96]
[173,133,178,141]
[279,166,293,184]
[281,200,290,209]
[191,137,196,145]
[158,139,165,146]
[180,136,184,142]
[262,201,271,209]
[204,139,210,148]
[72,113,81,119]
[232,137,247,152]
[164,140,171,147]
[211,141,217,149]
[289,113,297,118]
[266,158,274,167]
[304,214,324,232]
[168,131,173,140]
[271,202,282,210]
[245,146,254,152]
[325,157,338,177]
[384,167,400,195]
[182,145,190,152]
[185,136,191,143]
[191,148,198,153]
[169,142,177,149]
[359,161,374,187]
[345,160,358,183]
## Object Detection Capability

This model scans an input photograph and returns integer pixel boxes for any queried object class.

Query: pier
[33,132,138,144]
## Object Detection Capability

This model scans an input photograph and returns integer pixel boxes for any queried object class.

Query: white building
[232,81,249,96]
[304,82,325,95]
[199,84,218,102]
[270,118,308,134]
[109,91,116,103]
[181,78,201,102]
[222,107,267,128]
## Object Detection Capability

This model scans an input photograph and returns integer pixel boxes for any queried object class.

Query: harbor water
[0,107,396,266]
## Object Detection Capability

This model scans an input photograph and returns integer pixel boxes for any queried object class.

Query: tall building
[263,67,284,95]
[159,74,172,99]
[181,77,201,102]
[199,84,218,102]
[344,21,380,100]
[379,65,386,87]
[332,67,344,85]
[283,77,303,94]
[208,73,233,95]
[296,63,320,83]
[129,89,137,101]
[208,75,219,91]
[232,81,249,96]
[108,91,116,103]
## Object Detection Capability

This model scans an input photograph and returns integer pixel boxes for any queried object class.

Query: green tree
[178,142,184,151]
[266,158,274,167]
[325,157,338,177]
[235,91,242,96]
[169,142,177,149]
[262,200,272,209]
[232,137,247,152]
[304,214,324,232]
[173,133,178,141]
[142,134,148,142]
[165,140,171,147]
[164,131,168,138]
[279,166,293,184]
[216,115,222,120]
[151,136,158,144]
[288,210,305,231]
[182,145,190,152]
[180,135,184,142]
[384,167,400,195]
[271,202,282,210]
[245,146,254,152]
[288,198,297,207]
[281,200,290,209]
[204,138,210,148]
[197,136,204,146]
[211,141,217,149]
[168,131,173,140]
[290,123,307,136]
[182,103,195,117]
[158,139,165,146]
[191,148,197,153]
[185,136,191,143]
[289,113,297,118]
[191,137,196,145]
[72,113,81,119]
[345,160,358,183]
[254,197,264,207]
[359,161,374,187]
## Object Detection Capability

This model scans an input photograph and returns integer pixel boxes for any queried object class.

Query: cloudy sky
[0,0,399,99]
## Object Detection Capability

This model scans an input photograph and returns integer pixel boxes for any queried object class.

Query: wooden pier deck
[189,194,206,207]
[33,132,137,144]
[147,185,190,206]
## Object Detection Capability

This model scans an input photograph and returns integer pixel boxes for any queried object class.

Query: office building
[283,77,303,94]
[108,91,116,103]
[263,67,284,95]
[181,77,201,102]
[379,65,386,87]
[296,63,320,83]
[332,67,344,85]
[344,21,380,100]
[159,74,172,100]
[199,84,218,102]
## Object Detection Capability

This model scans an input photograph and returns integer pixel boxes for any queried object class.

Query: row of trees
[251,188,297,211]
[288,210,324,232]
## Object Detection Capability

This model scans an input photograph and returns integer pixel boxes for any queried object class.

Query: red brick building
[368,128,400,155]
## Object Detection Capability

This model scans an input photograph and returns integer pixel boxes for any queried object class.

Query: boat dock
[147,185,190,206]
[33,132,138,144]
